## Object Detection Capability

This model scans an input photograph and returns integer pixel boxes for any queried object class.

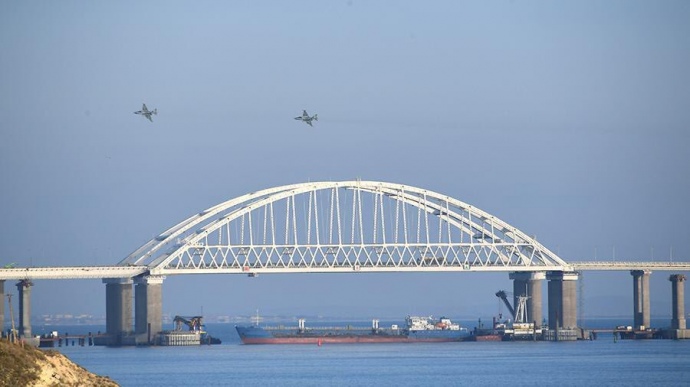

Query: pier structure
[546,271,578,330]
[16,279,33,338]
[134,275,165,345]
[631,270,651,329]
[665,274,689,339]
[104,278,133,345]
[670,274,686,330]
[102,275,165,345]
[509,271,544,325]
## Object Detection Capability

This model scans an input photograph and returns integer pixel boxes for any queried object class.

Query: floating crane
[496,290,529,323]
[494,290,539,340]
[159,315,221,345]
[495,290,529,323]
[173,316,204,332]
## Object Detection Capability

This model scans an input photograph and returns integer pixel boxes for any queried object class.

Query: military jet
[134,103,157,122]
[294,110,318,127]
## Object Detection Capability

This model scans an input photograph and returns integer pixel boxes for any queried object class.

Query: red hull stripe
[240,337,462,344]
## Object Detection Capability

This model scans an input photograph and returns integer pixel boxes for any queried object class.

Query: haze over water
[51,322,689,386]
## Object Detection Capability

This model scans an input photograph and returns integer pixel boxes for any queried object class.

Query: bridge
[1,181,688,343]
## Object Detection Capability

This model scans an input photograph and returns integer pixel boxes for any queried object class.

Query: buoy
[317,339,322,346]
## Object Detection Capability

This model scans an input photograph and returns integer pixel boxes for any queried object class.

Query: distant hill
[0,339,118,386]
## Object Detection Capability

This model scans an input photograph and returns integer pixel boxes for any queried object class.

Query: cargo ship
[236,315,470,344]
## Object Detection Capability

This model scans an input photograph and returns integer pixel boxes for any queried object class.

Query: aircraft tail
[313,114,318,121]
[153,109,158,115]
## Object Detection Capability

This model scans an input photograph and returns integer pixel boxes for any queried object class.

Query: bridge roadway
[1,261,689,280]
[0,266,148,280]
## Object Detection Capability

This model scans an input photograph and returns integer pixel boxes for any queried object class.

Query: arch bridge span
[121,180,572,275]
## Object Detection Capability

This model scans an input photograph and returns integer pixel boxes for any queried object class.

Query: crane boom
[173,315,204,332]
[495,290,516,319]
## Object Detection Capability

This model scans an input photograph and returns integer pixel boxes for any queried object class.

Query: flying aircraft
[294,110,318,127]
[134,103,157,122]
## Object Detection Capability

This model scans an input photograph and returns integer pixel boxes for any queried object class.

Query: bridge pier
[134,275,165,345]
[669,274,686,330]
[631,270,651,329]
[509,272,544,325]
[546,271,578,330]
[16,279,33,338]
[104,278,134,345]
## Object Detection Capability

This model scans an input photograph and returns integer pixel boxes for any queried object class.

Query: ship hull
[236,325,469,344]
[240,336,465,344]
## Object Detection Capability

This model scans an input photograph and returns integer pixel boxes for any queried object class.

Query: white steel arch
[120,181,573,275]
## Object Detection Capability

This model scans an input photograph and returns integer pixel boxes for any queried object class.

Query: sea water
[40,321,690,386]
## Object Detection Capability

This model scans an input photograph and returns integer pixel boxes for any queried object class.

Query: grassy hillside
[0,339,43,386]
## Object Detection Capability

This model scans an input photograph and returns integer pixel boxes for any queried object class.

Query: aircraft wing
[306,120,312,127]
[146,114,153,122]
[142,103,149,113]
[302,110,308,118]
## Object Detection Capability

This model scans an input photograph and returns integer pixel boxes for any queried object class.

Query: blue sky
[1,1,689,322]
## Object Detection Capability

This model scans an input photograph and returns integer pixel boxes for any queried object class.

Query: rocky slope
[0,339,118,386]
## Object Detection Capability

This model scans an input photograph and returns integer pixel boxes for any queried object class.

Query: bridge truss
[121,181,572,275]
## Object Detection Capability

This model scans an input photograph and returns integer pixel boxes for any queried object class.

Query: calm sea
[38,320,690,387]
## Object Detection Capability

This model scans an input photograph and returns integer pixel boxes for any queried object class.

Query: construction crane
[514,296,529,324]
[495,290,516,319]
[495,290,530,323]
[173,316,204,332]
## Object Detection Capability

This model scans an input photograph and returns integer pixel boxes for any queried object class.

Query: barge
[159,315,221,346]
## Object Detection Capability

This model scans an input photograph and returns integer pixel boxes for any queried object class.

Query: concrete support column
[0,280,4,331]
[547,271,578,330]
[104,278,134,344]
[16,279,33,338]
[134,275,165,344]
[631,270,651,329]
[509,272,545,325]
[669,274,686,330]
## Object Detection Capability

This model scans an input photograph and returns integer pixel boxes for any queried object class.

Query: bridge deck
[0,262,688,280]
[0,266,148,280]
